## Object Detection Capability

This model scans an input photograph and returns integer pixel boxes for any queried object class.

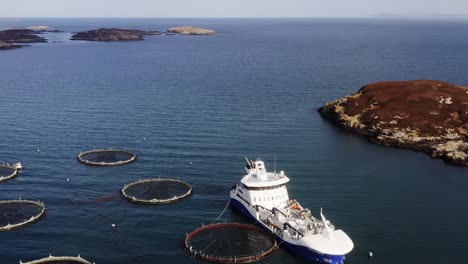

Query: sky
[1,0,468,18]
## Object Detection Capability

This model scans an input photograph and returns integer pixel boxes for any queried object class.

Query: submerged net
[185,223,278,263]
[0,165,18,182]
[77,149,136,166]
[0,199,46,231]
[21,256,93,264]
[121,178,192,204]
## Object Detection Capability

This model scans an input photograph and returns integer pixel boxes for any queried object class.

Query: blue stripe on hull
[230,198,346,264]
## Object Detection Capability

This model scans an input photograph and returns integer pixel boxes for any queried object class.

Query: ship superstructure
[230,158,354,264]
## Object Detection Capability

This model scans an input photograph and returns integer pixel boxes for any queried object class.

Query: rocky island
[318,80,468,166]
[25,25,63,32]
[71,28,161,41]
[167,26,216,35]
[0,29,48,50]
[0,29,47,43]
[0,42,25,50]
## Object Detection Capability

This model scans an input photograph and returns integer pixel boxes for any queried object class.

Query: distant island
[167,26,216,35]
[0,26,65,50]
[70,26,216,41]
[318,80,468,166]
[25,25,63,32]
[372,12,468,21]
[71,28,161,41]
[1,26,216,49]
[0,42,24,50]
[0,29,48,50]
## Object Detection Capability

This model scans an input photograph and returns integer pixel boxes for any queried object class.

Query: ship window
[242,184,285,191]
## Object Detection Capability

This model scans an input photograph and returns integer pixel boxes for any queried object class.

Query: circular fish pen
[0,164,18,182]
[0,199,46,231]
[77,149,136,166]
[21,255,93,264]
[121,178,192,204]
[184,222,278,263]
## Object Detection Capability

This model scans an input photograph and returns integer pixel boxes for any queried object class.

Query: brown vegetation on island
[318,80,468,166]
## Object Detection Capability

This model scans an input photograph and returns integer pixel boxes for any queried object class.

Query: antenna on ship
[245,157,253,169]
[320,207,334,240]
[274,153,277,174]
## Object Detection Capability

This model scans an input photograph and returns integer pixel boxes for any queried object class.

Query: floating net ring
[184,222,278,263]
[0,164,18,183]
[0,199,46,232]
[121,178,192,205]
[77,149,137,166]
[21,255,94,264]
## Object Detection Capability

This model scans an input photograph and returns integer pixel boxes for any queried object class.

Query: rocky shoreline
[25,25,63,33]
[0,29,48,44]
[318,80,468,166]
[167,26,216,35]
[1,25,216,49]
[71,28,161,41]
[0,42,26,50]
[70,26,216,41]
[0,27,59,50]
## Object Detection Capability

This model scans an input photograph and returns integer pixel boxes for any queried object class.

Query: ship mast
[320,207,334,240]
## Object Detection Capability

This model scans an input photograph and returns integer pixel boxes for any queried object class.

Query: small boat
[230,158,354,264]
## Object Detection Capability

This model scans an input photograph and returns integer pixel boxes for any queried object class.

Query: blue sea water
[0,18,467,264]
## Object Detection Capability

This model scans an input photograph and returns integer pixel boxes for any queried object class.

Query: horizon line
[1,16,468,20]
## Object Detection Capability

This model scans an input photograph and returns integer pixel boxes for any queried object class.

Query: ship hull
[230,198,346,264]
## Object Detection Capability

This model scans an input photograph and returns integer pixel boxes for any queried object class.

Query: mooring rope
[210,200,231,224]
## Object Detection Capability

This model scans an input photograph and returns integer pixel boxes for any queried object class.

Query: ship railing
[283,222,305,239]
[254,204,272,213]
[272,207,287,218]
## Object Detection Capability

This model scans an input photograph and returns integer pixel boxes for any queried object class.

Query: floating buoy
[111,224,116,228]
[36,149,40,152]
[66,178,70,182]
[189,161,192,164]
[368,252,373,258]
[143,137,146,140]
